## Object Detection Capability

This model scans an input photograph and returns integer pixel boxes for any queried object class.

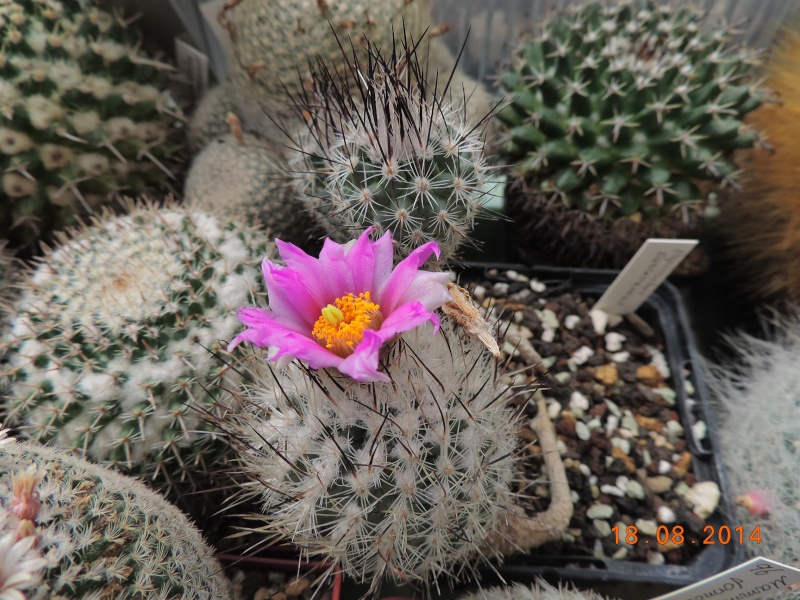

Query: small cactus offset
[498,1,767,270]
[458,580,612,600]
[187,83,240,154]
[0,200,272,498]
[221,0,430,141]
[0,0,183,250]
[288,31,493,262]
[221,317,522,594]
[0,431,233,599]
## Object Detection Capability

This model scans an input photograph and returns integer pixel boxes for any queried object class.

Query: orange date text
[611,525,762,545]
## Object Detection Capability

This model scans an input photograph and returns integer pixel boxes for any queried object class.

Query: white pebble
[505,270,522,281]
[569,391,590,413]
[606,415,619,436]
[492,282,510,296]
[626,480,646,500]
[572,345,594,365]
[648,551,666,565]
[547,401,561,420]
[600,484,626,498]
[606,400,622,418]
[686,481,721,519]
[605,332,626,352]
[594,519,612,538]
[692,420,707,440]
[646,345,671,378]
[587,418,602,431]
[588,475,598,486]
[653,387,676,405]
[571,490,580,505]
[513,311,524,323]
[612,351,631,363]
[530,279,546,293]
[666,420,684,441]
[635,518,658,537]
[579,464,592,477]
[472,285,486,301]
[658,460,672,474]
[586,503,615,520]
[540,356,557,370]
[554,372,572,384]
[564,315,581,329]
[576,421,591,441]
[502,341,520,357]
[657,506,677,524]
[541,327,555,343]
[611,437,629,454]
[684,379,695,395]
[615,475,630,490]
[539,309,560,329]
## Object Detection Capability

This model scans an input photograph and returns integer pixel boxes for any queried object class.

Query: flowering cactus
[228,227,452,382]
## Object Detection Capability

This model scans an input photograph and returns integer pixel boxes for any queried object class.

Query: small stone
[586,503,615,520]
[591,485,600,498]
[611,351,630,363]
[604,332,626,352]
[547,401,561,420]
[505,269,522,281]
[686,481,721,519]
[674,481,691,497]
[606,415,619,436]
[647,551,666,565]
[612,547,628,560]
[595,363,619,386]
[692,420,707,440]
[492,282,510,296]
[611,447,636,474]
[536,308,560,329]
[620,414,639,434]
[569,391,590,413]
[502,341,520,357]
[571,345,594,365]
[579,463,592,477]
[576,421,591,441]
[636,364,663,386]
[626,480,646,500]
[611,437,630,455]
[600,484,625,497]
[684,379,695,395]
[530,279,546,292]
[284,577,311,597]
[587,417,602,431]
[594,519,612,537]
[564,314,581,329]
[636,518,658,537]
[615,475,630,490]
[646,345,671,378]
[606,400,622,418]
[540,356,557,370]
[658,460,672,474]
[554,371,573,384]
[653,387,676,405]
[657,505,677,524]
[472,285,486,301]
[571,490,580,504]
[541,327,555,343]
[665,420,685,442]
[645,476,673,495]
[635,414,664,432]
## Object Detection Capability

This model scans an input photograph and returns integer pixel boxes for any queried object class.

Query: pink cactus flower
[735,490,771,517]
[228,229,451,382]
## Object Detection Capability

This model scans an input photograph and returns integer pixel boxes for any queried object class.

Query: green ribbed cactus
[187,83,239,154]
[222,0,430,141]
[220,317,522,595]
[185,133,317,247]
[0,200,272,498]
[498,1,766,269]
[458,581,611,600]
[0,0,183,250]
[288,32,493,261]
[0,431,233,599]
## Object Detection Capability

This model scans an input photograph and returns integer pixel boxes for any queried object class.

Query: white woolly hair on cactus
[285,28,498,262]
[458,579,612,600]
[0,526,46,600]
[706,312,800,567]
[217,316,534,596]
[0,198,273,499]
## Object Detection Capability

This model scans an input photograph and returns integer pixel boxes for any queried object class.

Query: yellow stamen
[312,292,383,357]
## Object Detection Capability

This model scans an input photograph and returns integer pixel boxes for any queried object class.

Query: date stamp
[612,525,762,546]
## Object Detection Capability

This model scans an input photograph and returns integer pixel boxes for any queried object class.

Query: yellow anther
[312,292,383,357]
[321,304,345,325]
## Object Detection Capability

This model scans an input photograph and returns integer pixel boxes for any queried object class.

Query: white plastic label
[593,238,698,316]
[175,38,209,101]
[653,557,800,600]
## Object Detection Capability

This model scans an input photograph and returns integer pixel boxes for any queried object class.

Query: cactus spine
[458,581,611,600]
[220,317,524,595]
[0,0,183,251]
[0,432,233,599]
[0,200,272,498]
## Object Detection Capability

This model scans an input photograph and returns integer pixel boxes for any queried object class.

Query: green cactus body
[187,83,239,154]
[288,33,492,261]
[0,433,233,599]
[0,0,182,250]
[224,0,430,141]
[497,1,765,221]
[0,201,272,498]
[185,133,316,247]
[221,317,521,594]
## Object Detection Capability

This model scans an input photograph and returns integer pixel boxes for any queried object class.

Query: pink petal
[395,271,452,311]
[368,230,395,291]
[273,239,352,303]
[262,261,322,328]
[376,240,443,313]
[337,331,389,382]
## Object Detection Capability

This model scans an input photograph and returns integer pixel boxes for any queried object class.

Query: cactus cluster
[0,200,271,499]
[287,31,493,261]
[221,0,430,142]
[0,0,183,251]
[0,431,233,599]
[221,317,523,595]
[498,1,766,268]
[458,581,610,600]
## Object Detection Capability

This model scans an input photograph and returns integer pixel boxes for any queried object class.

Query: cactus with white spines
[0,200,272,499]
[458,581,611,600]
[0,0,183,251]
[0,432,233,600]
[498,1,767,268]
[187,82,240,154]
[220,317,524,595]
[221,0,430,142]
[288,31,494,262]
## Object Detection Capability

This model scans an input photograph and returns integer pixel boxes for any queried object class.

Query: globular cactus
[220,0,430,142]
[288,32,493,262]
[0,527,45,600]
[458,580,611,600]
[187,82,240,154]
[0,200,272,500]
[706,314,800,567]
[185,132,318,247]
[0,0,183,251]
[0,430,233,599]
[498,1,767,270]
[220,317,523,595]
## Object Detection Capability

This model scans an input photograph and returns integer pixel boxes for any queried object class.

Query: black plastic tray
[455,264,739,599]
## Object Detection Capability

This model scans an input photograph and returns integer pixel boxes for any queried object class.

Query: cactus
[220,0,430,142]
[706,314,800,567]
[0,200,272,500]
[185,132,318,248]
[287,31,493,262]
[458,580,611,600]
[498,1,766,270]
[0,0,183,251]
[719,27,800,302]
[0,431,233,599]
[220,316,524,595]
[187,82,240,154]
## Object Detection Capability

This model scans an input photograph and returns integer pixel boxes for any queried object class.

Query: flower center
[312,292,383,357]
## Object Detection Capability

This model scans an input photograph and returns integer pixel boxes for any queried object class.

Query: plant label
[593,238,698,316]
[652,557,800,600]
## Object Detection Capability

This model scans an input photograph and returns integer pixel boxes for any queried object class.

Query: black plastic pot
[454,263,739,600]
